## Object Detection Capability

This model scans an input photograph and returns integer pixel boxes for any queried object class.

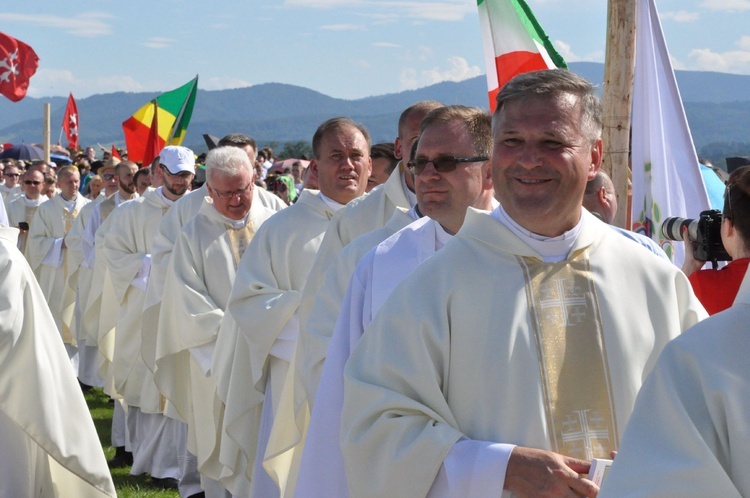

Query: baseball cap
[159,146,196,174]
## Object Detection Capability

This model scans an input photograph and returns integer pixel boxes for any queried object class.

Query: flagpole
[602,0,636,229]
[43,103,51,163]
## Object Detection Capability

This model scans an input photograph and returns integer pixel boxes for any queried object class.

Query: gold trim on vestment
[518,248,618,460]
[227,222,256,270]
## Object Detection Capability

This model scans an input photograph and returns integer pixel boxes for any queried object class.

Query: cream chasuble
[211,190,336,496]
[600,273,750,498]
[154,198,275,481]
[263,207,416,497]
[65,197,106,387]
[297,215,443,498]
[26,193,90,344]
[341,208,707,498]
[0,227,116,498]
[103,189,172,409]
[7,195,45,254]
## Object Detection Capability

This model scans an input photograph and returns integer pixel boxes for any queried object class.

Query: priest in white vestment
[297,105,497,497]
[214,117,371,497]
[25,165,90,367]
[103,146,197,484]
[264,101,444,491]
[341,69,708,498]
[65,161,120,389]
[0,162,22,209]
[599,272,750,497]
[7,168,47,254]
[0,227,116,498]
[155,146,276,496]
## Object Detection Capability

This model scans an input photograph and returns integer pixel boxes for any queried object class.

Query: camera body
[662,210,731,266]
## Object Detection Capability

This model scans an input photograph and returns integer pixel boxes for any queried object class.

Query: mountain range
[1,62,749,160]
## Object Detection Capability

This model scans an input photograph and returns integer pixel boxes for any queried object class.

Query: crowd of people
[0,69,748,498]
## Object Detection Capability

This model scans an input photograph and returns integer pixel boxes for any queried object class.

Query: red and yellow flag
[122,76,198,164]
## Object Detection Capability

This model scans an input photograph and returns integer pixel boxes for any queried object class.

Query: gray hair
[205,146,252,183]
[493,69,602,142]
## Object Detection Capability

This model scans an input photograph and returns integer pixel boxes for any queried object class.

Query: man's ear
[393,137,403,160]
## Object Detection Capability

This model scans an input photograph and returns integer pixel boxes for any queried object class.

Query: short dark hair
[134,167,151,184]
[494,69,602,142]
[420,105,492,158]
[370,142,398,176]
[219,133,257,152]
[724,166,750,249]
[398,101,444,139]
[311,117,371,159]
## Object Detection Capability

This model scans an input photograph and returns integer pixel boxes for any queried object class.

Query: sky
[2,0,750,101]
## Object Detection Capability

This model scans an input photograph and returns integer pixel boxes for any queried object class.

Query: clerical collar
[318,192,346,212]
[157,187,176,207]
[491,204,583,263]
[400,168,417,208]
[433,220,453,251]
[221,212,250,229]
[59,193,78,211]
[23,195,43,207]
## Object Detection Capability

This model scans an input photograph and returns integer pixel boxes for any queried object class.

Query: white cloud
[284,0,363,6]
[26,69,145,98]
[699,0,750,11]
[0,12,115,37]
[399,56,482,90]
[373,42,401,48]
[355,59,373,70]
[688,39,750,73]
[661,10,700,22]
[200,77,252,91]
[553,40,581,62]
[283,0,474,22]
[320,24,363,31]
[142,37,176,49]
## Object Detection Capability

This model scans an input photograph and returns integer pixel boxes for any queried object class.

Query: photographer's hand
[681,226,704,276]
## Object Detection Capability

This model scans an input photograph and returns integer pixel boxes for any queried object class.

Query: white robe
[154,197,275,482]
[7,195,45,253]
[0,227,116,498]
[599,273,750,498]
[297,216,449,497]
[65,197,107,387]
[341,208,707,498]
[26,193,90,345]
[212,190,338,496]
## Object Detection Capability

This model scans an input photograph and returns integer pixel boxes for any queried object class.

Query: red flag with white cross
[0,32,39,102]
[63,93,80,150]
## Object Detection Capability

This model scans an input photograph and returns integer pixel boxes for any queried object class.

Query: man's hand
[504,446,599,498]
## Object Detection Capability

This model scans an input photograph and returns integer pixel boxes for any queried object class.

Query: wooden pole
[602,0,637,228]
[43,103,51,163]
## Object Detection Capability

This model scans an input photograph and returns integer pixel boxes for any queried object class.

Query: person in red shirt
[683,166,750,315]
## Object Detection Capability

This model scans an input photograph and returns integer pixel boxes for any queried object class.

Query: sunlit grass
[84,388,179,498]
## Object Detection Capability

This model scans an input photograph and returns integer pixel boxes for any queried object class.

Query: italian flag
[478,0,566,112]
[122,75,198,164]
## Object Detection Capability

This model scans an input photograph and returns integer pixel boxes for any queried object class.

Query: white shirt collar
[491,204,583,263]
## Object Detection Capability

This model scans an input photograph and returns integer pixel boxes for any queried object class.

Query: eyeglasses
[24,180,41,185]
[407,156,487,176]
[5,173,20,178]
[211,184,252,199]
[103,174,116,180]
[160,165,194,179]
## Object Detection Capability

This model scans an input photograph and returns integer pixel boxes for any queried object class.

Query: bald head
[583,169,617,224]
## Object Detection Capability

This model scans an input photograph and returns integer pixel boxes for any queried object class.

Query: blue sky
[2,0,749,100]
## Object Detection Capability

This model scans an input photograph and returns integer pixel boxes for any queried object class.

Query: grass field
[84,388,180,498]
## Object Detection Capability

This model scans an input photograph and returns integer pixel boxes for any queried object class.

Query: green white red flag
[477,0,566,112]
[122,76,198,164]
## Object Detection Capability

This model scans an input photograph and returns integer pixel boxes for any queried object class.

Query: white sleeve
[130,254,151,293]
[41,237,64,267]
[427,440,516,498]
[189,338,216,377]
